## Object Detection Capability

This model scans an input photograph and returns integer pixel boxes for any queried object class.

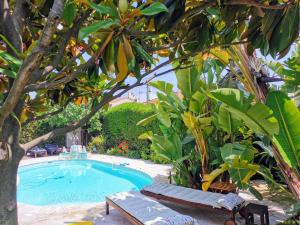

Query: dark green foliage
[20,103,102,146]
[20,120,65,146]
[87,135,106,153]
[102,102,160,156]
[128,150,141,159]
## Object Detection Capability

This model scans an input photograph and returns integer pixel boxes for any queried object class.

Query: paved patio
[18,154,288,225]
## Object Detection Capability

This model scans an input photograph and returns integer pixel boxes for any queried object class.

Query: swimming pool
[17,160,152,205]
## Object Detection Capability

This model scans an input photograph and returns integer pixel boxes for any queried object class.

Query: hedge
[102,102,160,157]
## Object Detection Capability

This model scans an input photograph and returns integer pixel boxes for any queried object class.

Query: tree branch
[22,97,74,126]
[24,32,114,92]
[22,55,176,150]
[0,0,64,127]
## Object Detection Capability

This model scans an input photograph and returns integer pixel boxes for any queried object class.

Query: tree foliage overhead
[0,0,298,133]
[0,0,300,223]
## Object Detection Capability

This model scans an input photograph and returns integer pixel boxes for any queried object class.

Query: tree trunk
[256,67,300,201]
[0,162,18,225]
[0,115,24,225]
[272,144,300,200]
[0,143,22,225]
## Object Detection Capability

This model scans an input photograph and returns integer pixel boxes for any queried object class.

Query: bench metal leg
[106,201,109,215]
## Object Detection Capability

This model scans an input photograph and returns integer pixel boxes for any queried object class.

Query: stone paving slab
[18,154,288,225]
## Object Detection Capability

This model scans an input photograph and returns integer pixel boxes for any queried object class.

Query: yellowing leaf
[148,18,155,31]
[83,96,88,106]
[182,111,197,129]
[194,54,203,71]
[202,163,228,191]
[210,48,230,65]
[74,97,83,106]
[71,46,80,56]
[117,42,128,82]
[122,36,134,62]
[157,49,169,57]
[69,37,76,47]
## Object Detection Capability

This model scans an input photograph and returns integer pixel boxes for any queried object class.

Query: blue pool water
[17,160,152,205]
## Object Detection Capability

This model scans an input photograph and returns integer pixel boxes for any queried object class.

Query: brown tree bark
[0,118,24,225]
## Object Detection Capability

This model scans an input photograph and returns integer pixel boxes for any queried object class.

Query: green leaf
[141,2,168,16]
[266,91,300,168]
[132,41,154,65]
[210,88,279,136]
[150,81,173,94]
[156,105,171,128]
[88,0,117,17]
[138,131,153,140]
[247,185,263,200]
[269,4,299,55]
[0,35,22,58]
[0,68,17,78]
[221,143,254,163]
[137,114,157,126]
[218,105,242,134]
[0,50,22,72]
[189,91,206,114]
[176,67,200,99]
[151,133,182,162]
[63,2,76,26]
[78,19,120,40]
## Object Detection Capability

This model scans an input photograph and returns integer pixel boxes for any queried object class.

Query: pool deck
[19,154,289,225]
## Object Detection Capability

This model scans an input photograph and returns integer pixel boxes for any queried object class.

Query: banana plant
[266,91,300,171]
[182,111,211,175]
[209,88,279,137]
[202,142,263,199]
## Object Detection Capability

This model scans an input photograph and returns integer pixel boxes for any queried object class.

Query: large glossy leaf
[132,41,154,65]
[116,42,128,81]
[78,19,120,40]
[156,104,171,127]
[137,114,157,126]
[210,88,279,136]
[202,163,229,191]
[0,68,16,78]
[218,105,242,134]
[63,2,76,26]
[88,0,118,17]
[151,133,182,161]
[150,81,173,94]
[189,91,206,114]
[176,67,200,99]
[266,91,300,168]
[269,3,299,56]
[221,143,255,163]
[141,2,168,16]
[0,50,22,69]
[181,111,197,129]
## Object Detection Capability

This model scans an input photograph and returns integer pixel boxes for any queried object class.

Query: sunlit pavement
[19,154,288,225]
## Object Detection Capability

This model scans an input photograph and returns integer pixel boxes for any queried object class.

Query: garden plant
[0,0,299,224]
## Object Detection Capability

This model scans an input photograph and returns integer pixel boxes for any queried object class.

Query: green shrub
[128,150,141,159]
[20,103,102,146]
[20,120,65,145]
[102,102,160,157]
[87,135,106,153]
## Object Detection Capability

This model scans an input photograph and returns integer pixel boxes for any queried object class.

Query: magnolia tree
[0,0,299,224]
